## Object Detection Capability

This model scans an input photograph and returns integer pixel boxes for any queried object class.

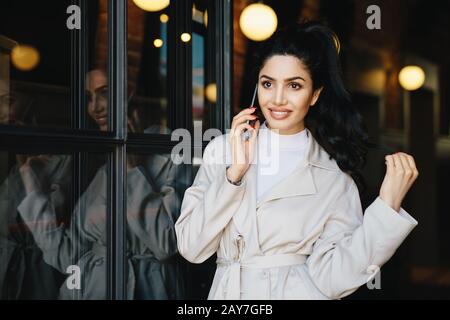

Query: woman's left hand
[379,152,419,212]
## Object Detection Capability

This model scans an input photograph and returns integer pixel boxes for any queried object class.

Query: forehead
[259,55,310,79]
[86,70,107,90]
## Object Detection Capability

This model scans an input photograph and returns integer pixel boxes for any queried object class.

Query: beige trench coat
[175,128,418,300]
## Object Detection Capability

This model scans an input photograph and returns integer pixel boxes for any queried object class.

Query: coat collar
[303,128,339,171]
[252,127,339,208]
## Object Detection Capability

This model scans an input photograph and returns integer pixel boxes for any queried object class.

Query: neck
[266,122,305,135]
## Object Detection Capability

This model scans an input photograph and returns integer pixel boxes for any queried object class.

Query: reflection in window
[0,151,110,299]
[127,0,170,134]
[126,152,189,299]
[193,33,205,123]
[0,152,72,299]
[85,69,109,132]
[0,149,191,300]
[0,0,109,131]
[192,0,212,131]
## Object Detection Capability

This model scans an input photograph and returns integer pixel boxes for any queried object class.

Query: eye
[289,82,302,90]
[261,81,272,88]
[98,87,108,99]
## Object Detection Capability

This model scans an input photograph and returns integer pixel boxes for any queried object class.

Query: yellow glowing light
[160,14,169,23]
[153,38,163,48]
[399,66,425,91]
[204,10,208,27]
[181,33,191,42]
[239,3,278,41]
[11,45,40,71]
[132,0,169,12]
[205,83,217,103]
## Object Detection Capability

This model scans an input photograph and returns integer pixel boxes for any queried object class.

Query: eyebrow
[260,75,306,82]
[90,85,108,94]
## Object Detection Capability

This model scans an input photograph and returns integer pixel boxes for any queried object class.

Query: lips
[268,108,292,120]
[269,107,291,111]
[95,115,107,122]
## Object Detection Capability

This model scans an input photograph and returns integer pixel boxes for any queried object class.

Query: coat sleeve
[306,177,418,299]
[175,135,247,263]
[125,158,184,261]
[16,167,106,273]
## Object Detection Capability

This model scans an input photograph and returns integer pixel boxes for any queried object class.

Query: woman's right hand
[18,154,51,194]
[227,107,260,184]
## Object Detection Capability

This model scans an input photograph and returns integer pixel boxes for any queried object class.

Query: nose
[273,85,287,105]
[93,94,107,113]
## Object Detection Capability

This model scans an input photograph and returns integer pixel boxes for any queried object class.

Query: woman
[0,79,72,299]
[16,69,186,299]
[175,22,419,300]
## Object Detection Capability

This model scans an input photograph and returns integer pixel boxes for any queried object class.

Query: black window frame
[0,0,232,300]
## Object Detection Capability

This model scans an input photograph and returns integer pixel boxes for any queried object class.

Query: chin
[265,118,291,128]
[265,119,305,135]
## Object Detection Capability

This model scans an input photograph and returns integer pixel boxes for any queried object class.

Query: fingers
[231,122,255,138]
[253,118,261,132]
[247,119,260,143]
[381,152,419,212]
[233,114,258,128]
[398,153,419,187]
[235,107,257,117]
[247,120,260,164]
[231,108,257,129]
[386,152,419,183]
[249,119,260,139]
[398,153,413,180]
[392,153,403,174]
[405,154,419,180]
[385,154,395,175]
[229,108,261,170]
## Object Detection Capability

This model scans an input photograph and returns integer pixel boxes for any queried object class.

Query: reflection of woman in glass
[16,69,185,299]
[176,22,419,300]
[0,79,72,299]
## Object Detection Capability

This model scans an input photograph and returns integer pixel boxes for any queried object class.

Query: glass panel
[83,0,110,132]
[126,152,189,299]
[0,0,109,131]
[127,0,171,134]
[0,150,108,299]
[192,0,212,133]
[85,67,109,132]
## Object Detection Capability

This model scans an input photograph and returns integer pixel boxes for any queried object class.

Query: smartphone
[243,84,259,140]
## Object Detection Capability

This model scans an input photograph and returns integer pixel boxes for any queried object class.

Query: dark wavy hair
[252,21,370,192]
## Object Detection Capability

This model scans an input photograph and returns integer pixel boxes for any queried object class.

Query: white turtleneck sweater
[256,121,309,202]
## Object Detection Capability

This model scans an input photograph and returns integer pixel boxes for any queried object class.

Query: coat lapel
[255,127,338,209]
[256,164,316,208]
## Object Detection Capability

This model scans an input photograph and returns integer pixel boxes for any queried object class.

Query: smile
[269,108,292,120]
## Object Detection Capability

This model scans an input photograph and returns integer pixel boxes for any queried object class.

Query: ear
[310,87,324,107]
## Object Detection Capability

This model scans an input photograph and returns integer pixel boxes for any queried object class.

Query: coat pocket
[281,266,314,300]
[297,264,330,300]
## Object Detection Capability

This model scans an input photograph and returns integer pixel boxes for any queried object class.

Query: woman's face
[86,70,108,131]
[258,55,322,135]
[0,80,28,125]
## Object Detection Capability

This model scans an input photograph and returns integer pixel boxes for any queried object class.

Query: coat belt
[215,253,308,300]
